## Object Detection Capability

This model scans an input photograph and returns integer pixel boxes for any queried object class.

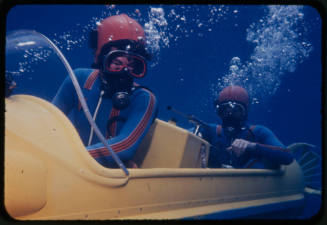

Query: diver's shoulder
[73,68,97,77]
[133,85,156,99]
[72,68,100,84]
[250,124,272,134]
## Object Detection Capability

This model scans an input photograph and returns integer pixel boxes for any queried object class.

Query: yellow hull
[4,95,305,220]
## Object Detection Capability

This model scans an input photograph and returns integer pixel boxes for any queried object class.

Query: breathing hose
[37,31,129,176]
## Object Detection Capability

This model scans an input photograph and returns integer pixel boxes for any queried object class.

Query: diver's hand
[227,139,257,157]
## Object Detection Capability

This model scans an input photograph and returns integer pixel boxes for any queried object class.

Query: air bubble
[144,7,169,67]
[214,5,312,104]
[230,57,241,66]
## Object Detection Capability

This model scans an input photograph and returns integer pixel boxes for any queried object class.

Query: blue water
[5,4,323,219]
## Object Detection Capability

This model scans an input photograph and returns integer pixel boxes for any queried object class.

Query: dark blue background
[6,4,322,153]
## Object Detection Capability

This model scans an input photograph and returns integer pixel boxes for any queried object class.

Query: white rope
[88,90,104,146]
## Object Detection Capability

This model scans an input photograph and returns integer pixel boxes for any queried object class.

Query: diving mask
[103,50,147,78]
[215,101,247,120]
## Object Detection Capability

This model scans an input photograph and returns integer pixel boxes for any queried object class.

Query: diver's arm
[250,125,293,165]
[86,89,158,167]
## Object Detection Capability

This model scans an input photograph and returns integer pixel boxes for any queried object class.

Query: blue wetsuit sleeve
[198,124,216,143]
[250,125,293,166]
[86,89,158,167]
[52,72,78,115]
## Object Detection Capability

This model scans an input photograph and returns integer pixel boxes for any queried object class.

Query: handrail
[126,167,285,179]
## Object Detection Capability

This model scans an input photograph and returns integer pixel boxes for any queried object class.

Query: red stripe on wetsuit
[216,125,222,136]
[89,90,155,158]
[244,159,259,168]
[106,108,120,138]
[78,70,99,110]
[84,70,99,90]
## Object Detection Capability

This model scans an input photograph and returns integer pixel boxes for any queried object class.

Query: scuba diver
[200,85,293,169]
[52,14,158,168]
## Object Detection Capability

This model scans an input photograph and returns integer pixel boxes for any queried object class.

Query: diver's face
[102,46,147,79]
[216,101,247,126]
[106,47,130,73]
[108,56,132,72]
[99,47,134,95]
[100,47,131,81]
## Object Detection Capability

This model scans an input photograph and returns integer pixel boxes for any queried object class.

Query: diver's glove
[226,139,257,157]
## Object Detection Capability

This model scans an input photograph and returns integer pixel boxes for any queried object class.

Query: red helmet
[94,14,146,63]
[217,85,250,108]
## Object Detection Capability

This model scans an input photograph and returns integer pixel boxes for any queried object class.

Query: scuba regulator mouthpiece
[99,70,133,110]
[112,91,130,110]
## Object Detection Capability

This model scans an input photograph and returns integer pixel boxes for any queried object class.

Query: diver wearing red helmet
[200,85,293,169]
[53,14,158,168]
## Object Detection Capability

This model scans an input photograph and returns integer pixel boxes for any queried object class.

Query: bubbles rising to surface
[6,5,315,106]
[27,5,230,69]
[144,7,169,67]
[213,5,313,104]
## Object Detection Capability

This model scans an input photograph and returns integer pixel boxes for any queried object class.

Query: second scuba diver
[199,85,293,169]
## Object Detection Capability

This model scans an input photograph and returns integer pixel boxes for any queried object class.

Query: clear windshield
[5,30,67,101]
[5,30,129,175]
